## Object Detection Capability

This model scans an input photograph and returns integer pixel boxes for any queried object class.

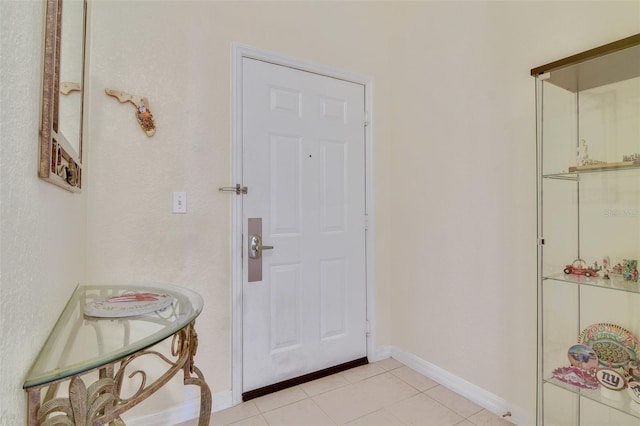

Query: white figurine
[602,256,611,280]
[577,139,589,166]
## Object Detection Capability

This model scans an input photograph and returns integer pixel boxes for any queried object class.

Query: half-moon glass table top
[23,283,203,389]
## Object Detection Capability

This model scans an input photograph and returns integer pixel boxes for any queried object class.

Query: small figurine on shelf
[628,380,640,406]
[611,262,625,275]
[563,258,600,277]
[623,153,640,163]
[602,256,611,280]
[577,139,589,166]
[623,259,639,282]
[626,360,640,381]
[627,361,640,408]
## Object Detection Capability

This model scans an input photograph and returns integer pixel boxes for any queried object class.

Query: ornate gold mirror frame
[39,0,87,192]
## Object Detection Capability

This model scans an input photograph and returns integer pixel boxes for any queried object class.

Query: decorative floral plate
[552,366,599,390]
[579,323,640,368]
[84,292,173,318]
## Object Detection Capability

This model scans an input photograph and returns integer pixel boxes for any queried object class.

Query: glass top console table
[23,283,211,425]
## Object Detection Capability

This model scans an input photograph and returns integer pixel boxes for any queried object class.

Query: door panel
[242,58,366,393]
[270,264,302,352]
[320,140,347,232]
[320,258,347,340]
[270,134,301,234]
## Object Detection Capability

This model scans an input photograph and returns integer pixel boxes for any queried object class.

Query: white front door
[242,57,367,394]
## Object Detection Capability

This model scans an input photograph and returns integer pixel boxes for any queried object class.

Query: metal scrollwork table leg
[26,321,211,426]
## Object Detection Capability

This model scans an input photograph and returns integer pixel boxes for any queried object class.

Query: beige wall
[85,1,397,417]
[0,1,87,424]
[2,0,639,424]
[86,0,640,420]
[386,0,639,416]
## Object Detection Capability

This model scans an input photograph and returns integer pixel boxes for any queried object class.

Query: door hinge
[364,111,370,127]
[363,214,369,230]
[538,237,545,246]
[365,320,371,336]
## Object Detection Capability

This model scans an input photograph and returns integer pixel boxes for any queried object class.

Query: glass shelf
[23,283,203,389]
[543,164,640,181]
[543,274,640,295]
[544,377,640,420]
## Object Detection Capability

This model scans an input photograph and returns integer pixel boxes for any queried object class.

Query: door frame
[230,43,376,405]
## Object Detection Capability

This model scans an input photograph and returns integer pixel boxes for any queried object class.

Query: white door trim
[231,43,376,405]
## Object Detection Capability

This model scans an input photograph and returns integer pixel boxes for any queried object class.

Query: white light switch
[172,192,187,213]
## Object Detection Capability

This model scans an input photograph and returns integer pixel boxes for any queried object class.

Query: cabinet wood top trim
[531,33,640,92]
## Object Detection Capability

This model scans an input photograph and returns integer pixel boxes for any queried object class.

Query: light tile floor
[178,358,515,426]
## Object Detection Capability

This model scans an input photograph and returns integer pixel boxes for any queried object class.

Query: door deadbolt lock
[247,218,272,282]
[248,234,274,259]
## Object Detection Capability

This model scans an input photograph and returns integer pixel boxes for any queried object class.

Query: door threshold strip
[242,357,368,401]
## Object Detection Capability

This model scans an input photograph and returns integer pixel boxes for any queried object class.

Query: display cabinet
[534,34,640,425]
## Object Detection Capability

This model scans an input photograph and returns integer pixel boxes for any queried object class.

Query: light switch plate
[172,192,187,213]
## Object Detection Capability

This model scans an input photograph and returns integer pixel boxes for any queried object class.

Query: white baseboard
[124,390,233,426]
[389,347,534,426]
[371,344,392,362]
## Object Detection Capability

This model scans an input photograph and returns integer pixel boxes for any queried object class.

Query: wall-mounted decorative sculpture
[60,82,81,95]
[105,89,156,137]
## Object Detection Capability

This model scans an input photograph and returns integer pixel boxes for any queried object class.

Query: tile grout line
[305,394,339,426]
[310,364,411,425]
[221,361,502,426]
[308,366,389,425]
